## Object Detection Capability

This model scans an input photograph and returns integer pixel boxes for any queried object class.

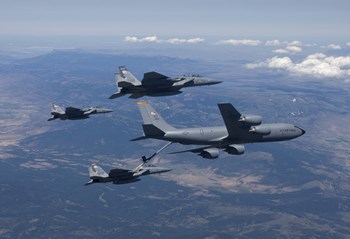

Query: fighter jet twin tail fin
[109,66,142,99]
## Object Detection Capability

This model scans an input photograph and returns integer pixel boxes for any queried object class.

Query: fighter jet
[85,147,172,185]
[132,101,305,159]
[48,103,113,121]
[109,66,222,99]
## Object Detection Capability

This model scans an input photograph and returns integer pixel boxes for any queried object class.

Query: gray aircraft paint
[85,142,173,185]
[48,103,113,121]
[134,101,305,159]
[86,161,171,185]
[109,66,222,99]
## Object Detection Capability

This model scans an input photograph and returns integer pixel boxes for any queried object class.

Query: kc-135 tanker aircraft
[132,101,305,159]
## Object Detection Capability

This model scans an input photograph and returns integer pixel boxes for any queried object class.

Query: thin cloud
[325,44,342,50]
[273,48,289,54]
[124,36,205,44]
[246,53,350,79]
[124,35,159,43]
[215,39,262,46]
[347,42,350,46]
[286,45,302,53]
[20,160,57,170]
[165,37,204,44]
[271,40,303,54]
[287,40,303,46]
[265,40,281,46]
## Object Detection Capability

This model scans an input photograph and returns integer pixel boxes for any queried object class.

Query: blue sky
[2,0,350,82]
[1,0,349,40]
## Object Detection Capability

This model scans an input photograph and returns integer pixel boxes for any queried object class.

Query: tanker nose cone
[295,126,305,136]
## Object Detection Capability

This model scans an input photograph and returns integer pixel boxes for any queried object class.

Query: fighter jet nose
[190,77,222,86]
[208,80,223,85]
[99,108,113,113]
[162,168,172,173]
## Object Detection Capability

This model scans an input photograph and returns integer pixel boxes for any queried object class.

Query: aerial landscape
[1,1,350,238]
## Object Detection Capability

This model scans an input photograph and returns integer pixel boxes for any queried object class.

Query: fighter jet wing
[109,168,130,174]
[65,106,80,111]
[108,168,133,179]
[142,71,170,85]
[65,107,83,114]
[129,93,146,99]
[217,103,247,139]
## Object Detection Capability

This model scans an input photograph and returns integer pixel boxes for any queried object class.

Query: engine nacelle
[239,115,262,126]
[225,144,245,155]
[199,148,219,159]
[249,125,271,135]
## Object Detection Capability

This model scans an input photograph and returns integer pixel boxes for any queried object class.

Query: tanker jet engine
[132,101,305,159]
[109,66,222,99]
[48,103,113,121]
